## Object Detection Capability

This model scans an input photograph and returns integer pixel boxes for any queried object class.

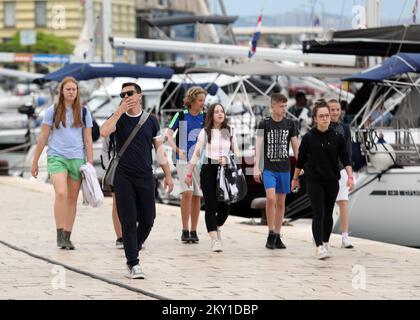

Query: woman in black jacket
[291,100,354,260]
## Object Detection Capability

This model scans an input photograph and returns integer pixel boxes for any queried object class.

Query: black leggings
[200,163,230,233]
[306,180,339,247]
[114,169,156,268]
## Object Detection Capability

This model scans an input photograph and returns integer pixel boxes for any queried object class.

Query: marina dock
[1,176,419,300]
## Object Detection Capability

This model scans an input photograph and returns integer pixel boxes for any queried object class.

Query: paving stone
[1,176,420,300]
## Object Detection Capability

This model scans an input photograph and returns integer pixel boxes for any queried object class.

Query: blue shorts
[262,170,291,194]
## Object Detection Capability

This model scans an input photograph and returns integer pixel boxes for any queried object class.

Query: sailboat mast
[218,0,237,44]
[86,0,95,62]
[102,0,112,63]
[367,0,381,28]
[366,0,381,67]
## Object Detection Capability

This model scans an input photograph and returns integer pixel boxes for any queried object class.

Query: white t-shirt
[196,128,238,160]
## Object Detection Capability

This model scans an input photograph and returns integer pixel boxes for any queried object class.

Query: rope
[0,239,171,300]
[0,142,32,154]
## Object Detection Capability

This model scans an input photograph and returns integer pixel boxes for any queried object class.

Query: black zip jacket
[296,128,351,182]
[329,121,352,170]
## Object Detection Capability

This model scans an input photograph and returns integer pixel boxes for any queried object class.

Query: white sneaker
[322,242,331,257]
[217,228,222,242]
[128,264,146,279]
[316,246,328,260]
[342,237,354,249]
[211,239,223,252]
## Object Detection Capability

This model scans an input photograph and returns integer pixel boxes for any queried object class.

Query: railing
[354,128,420,169]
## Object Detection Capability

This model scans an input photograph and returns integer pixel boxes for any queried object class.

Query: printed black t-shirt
[257,117,297,172]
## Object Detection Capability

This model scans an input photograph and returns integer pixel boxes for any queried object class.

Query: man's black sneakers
[275,234,287,249]
[181,230,190,243]
[189,231,199,243]
[265,232,277,249]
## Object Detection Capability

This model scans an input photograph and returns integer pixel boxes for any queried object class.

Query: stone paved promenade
[1,176,420,300]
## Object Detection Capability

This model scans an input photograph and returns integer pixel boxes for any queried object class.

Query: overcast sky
[222,0,415,20]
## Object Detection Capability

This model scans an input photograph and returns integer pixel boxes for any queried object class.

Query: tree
[0,31,74,54]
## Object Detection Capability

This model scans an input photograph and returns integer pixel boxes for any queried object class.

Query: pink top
[194,128,239,161]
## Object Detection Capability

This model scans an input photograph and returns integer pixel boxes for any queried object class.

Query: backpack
[173,110,186,150]
[100,132,116,170]
[91,116,100,142]
[53,105,100,142]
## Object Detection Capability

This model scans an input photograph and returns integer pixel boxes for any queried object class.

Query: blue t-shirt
[115,111,161,178]
[168,110,205,161]
[43,104,93,159]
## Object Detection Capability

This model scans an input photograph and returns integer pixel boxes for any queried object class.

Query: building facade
[0,0,136,61]
[135,0,220,64]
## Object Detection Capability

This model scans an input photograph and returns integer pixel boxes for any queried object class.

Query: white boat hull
[333,167,420,247]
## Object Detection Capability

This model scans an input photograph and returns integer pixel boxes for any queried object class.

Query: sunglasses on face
[119,90,136,99]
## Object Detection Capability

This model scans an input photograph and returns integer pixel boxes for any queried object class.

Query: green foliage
[0,31,74,54]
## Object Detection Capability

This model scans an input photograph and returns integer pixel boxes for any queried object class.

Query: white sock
[342,232,349,238]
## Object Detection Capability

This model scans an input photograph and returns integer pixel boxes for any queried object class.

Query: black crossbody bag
[102,111,150,192]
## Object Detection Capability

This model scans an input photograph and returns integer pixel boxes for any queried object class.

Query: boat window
[91,96,120,119]
[86,96,109,113]
[143,93,160,114]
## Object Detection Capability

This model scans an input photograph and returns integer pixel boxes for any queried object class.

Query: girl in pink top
[185,103,239,252]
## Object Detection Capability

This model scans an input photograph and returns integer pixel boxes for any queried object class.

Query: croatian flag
[248,14,262,59]
[413,0,418,23]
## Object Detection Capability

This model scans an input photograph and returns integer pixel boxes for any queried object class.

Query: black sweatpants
[306,179,339,247]
[200,163,230,233]
[114,169,156,268]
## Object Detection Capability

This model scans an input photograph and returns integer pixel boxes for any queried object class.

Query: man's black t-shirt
[257,117,297,172]
[115,111,160,178]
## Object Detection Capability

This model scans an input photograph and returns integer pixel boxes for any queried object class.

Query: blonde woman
[31,76,94,250]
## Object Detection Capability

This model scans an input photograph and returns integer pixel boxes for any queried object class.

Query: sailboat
[331,53,420,247]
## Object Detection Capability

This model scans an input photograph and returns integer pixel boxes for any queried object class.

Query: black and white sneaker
[128,264,146,279]
[189,231,199,243]
[116,238,124,249]
[181,230,190,243]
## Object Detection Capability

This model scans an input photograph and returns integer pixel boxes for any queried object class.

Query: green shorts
[47,156,85,180]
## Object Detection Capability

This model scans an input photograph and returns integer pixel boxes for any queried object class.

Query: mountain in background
[234,11,412,31]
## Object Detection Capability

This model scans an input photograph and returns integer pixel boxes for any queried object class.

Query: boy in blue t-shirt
[166,87,207,244]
